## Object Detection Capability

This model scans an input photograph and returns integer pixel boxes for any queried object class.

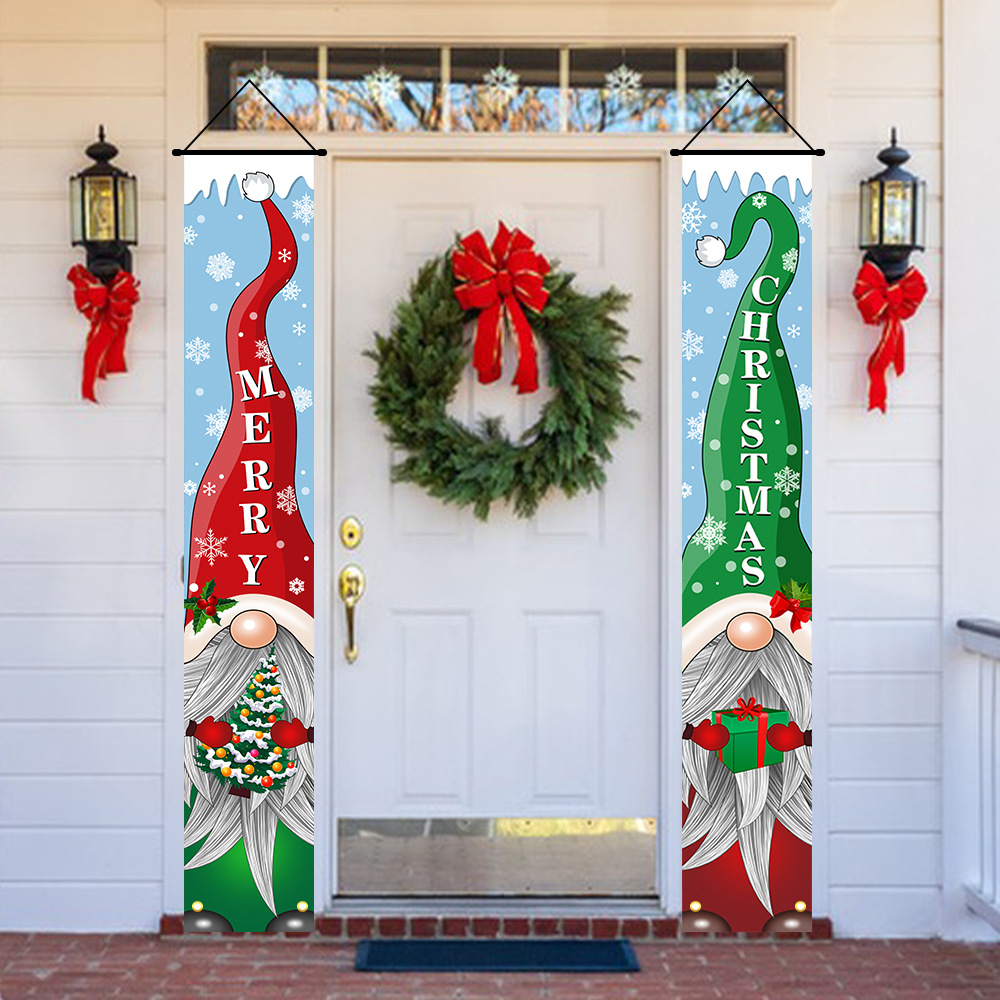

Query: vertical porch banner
[680,156,812,933]
[182,158,315,932]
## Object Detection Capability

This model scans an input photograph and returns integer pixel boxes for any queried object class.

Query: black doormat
[355,938,640,973]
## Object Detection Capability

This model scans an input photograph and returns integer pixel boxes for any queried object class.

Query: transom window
[206,45,787,133]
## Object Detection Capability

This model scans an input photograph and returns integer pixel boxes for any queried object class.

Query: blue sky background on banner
[183,175,315,544]
[681,171,812,549]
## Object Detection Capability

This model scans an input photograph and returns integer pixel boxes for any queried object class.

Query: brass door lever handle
[338,564,365,662]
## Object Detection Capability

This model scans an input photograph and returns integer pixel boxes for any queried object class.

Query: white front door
[332,158,662,892]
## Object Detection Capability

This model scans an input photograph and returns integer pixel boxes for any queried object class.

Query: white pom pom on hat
[696,235,727,268]
[242,171,275,202]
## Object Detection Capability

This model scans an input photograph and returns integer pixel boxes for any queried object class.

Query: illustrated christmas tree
[191,644,305,798]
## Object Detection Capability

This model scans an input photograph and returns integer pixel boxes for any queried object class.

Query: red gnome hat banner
[183,159,315,933]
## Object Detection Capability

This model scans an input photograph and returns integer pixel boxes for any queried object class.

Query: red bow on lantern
[769,590,812,632]
[733,697,763,721]
[452,222,550,394]
[852,260,927,413]
[66,264,140,403]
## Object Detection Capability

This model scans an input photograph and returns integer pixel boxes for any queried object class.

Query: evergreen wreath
[366,244,640,520]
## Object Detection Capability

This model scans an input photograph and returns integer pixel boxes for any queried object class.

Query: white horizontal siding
[0,0,167,932]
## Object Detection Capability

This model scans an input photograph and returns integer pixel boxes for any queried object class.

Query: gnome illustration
[680,190,813,933]
[182,171,314,925]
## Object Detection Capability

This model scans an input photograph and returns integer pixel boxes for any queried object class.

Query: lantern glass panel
[915,179,927,248]
[84,176,116,242]
[70,176,84,244]
[859,180,880,247]
[116,176,137,243]
[882,179,913,245]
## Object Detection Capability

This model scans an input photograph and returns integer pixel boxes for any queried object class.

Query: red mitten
[766,721,807,752]
[688,718,730,751]
[191,716,233,748]
[271,717,310,748]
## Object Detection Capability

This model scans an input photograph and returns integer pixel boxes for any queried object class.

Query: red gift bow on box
[66,264,141,403]
[733,696,763,720]
[769,590,812,632]
[452,222,550,394]
[852,260,927,413]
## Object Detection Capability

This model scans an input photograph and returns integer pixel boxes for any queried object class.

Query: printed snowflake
[288,578,306,596]
[798,201,813,229]
[291,386,313,412]
[292,322,306,336]
[682,328,704,361]
[682,280,692,296]
[281,280,301,301]
[714,66,752,102]
[185,336,211,366]
[786,324,802,339]
[202,481,217,497]
[605,62,643,104]
[292,193,314,226]
[483,64,519,104]
[718,268,739,290]
[681,201,707,234]
[255,340,273,364]
[775,466,801,496]
[782,248,798,273]
[277,248,292,263]
[206,252,236,282]
[245,64,286,105]
[686,409,706,443]
[276,485,298,515]
[205,406,228,439]
[194,529,227,566]
[682,482,693,499]
[184,480,198,496]
[184,226,198,245]
[692,514,727,554]
[752,192,768,210]
[797,383,813,410]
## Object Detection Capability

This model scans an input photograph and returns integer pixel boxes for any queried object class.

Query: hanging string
[670,78,823,156]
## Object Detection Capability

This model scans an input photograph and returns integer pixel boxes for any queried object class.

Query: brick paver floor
[4,934,1000,999]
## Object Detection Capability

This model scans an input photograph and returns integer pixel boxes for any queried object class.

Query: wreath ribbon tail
[506,297,540,395]
[472,302,504,385]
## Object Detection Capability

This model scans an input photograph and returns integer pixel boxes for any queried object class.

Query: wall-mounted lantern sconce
[858,127,926,283]
[67,126,141,403]
[854,127,928,413]
[70,125,138,280]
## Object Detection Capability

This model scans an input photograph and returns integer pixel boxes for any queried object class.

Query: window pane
[569,49,678,133]
[450,48,560,132]
[325,48,441,131]
[207,47,320,131]
[684,47,786,132]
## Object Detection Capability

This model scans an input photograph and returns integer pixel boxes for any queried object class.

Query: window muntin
[206,44,788,134]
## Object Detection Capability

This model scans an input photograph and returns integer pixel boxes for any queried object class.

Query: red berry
[207,596,218,607]
[196,599,207,609]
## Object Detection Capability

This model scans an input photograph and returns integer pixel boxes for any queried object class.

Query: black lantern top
[70,125,138,279]
[859,128,926,282]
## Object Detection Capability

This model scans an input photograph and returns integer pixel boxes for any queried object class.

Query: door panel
[333,160,661,827]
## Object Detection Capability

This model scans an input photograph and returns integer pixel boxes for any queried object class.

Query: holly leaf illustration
[785,579,812,607]
[191,609,210,634]
[215,598,238,613]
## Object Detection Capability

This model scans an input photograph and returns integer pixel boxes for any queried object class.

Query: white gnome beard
[681,630,812,914]
[184,625,314,914]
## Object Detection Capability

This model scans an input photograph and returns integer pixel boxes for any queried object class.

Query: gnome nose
[496,270,513,296]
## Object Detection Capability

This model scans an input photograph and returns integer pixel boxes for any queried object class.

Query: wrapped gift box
[713,701,788,774]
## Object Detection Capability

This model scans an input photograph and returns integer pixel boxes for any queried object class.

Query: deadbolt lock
[340,515,363,549]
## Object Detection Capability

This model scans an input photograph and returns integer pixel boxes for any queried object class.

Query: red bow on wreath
[452,223,550,394]
[852,260,927,413]
[769,589,812,632]
[66,264,140,403]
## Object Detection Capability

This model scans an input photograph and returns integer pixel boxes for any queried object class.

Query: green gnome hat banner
[679,157,813,934]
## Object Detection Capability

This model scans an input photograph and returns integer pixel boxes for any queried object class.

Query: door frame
[317,148,678,911]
